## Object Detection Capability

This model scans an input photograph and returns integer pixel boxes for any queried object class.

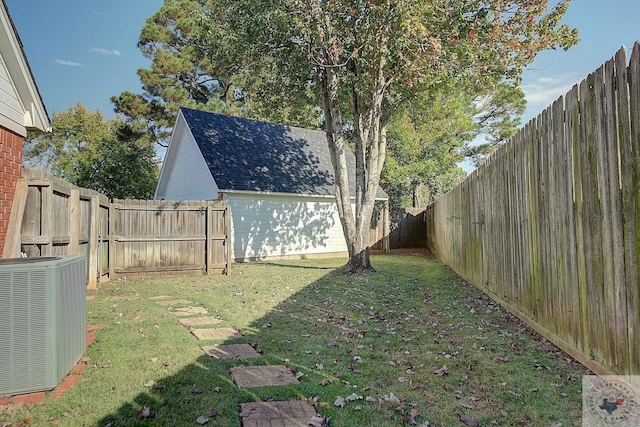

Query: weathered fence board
[18,168,230,288]
[426,44,640,376]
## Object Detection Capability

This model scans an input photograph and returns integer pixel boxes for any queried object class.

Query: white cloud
[522,73,582,111]
[55,59,82,67]
[91,48,121,56]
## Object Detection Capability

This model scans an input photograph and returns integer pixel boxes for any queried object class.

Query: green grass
[0,254,591,426]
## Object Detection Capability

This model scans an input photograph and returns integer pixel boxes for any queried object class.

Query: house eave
[1,0,51,135]
[219,188,388,201]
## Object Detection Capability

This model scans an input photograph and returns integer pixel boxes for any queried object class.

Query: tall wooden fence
[426,45,640,376]
[18,168,231,288]
[370,206,426,250]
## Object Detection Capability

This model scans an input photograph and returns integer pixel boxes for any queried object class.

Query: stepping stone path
[149,295,323,426]
[191,328,243,341]
[229,365,300,388]
[178,316,222,327]
[240,401,318,427]
[202,344,261,360]
[154,299,191,306]
[170,306,209,316]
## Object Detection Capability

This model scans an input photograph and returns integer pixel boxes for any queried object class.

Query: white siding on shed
[156,124,218,201]
[224,192,347,261]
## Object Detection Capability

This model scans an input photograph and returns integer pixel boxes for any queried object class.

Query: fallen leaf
[182,398,192,404]
[334,396,345,407]
[192,388,203,394]
[402,408,419,425]
[208,409,218,417]
[319,378,333,386]
[354,405,363,411]
[309,415,330,427]
[383,393,401,404]
[143,380,155,388]
[137,407,151,420]
[195,415,208,424]
[460,415,479,426]
[345,393,363,402]
[431,365,448,375]
[213,387,221,393]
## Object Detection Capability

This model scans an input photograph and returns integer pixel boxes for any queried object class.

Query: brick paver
[155,299,191,306]
[202,344,261,360]
[239,401,317,427]
[170,306,209,316]
[190,328,242,340]
[230,365,299,388]
[178,316,222,327]
[147,295,171,300]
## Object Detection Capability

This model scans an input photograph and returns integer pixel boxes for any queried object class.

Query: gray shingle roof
[181,107,387,199]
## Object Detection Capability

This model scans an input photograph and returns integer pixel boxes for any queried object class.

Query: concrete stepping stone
[230,365,299,388]
[239,400,318,427]
[169,306,209,316]
[178,316,222,327]
[147,295,171,300]
[191,327,242,341]
[202,344,261,360]
[156,299,191,306]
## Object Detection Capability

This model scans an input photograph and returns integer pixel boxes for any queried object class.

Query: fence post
[41,178,53,256]
[68,188,79,255]
[87,195,100,289]
[108,202,115,279]
[206,203,212,275]
[2,178,28,258]
[383,200,390,253]
[225,206,232,275]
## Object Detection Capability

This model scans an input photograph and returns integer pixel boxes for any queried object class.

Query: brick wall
[0,126,24,256]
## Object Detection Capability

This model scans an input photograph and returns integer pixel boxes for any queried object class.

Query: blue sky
[5,0,640,129]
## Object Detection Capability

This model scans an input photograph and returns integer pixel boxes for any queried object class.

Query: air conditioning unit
[0,255,87,397]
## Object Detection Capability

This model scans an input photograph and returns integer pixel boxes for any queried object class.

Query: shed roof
[181,107,387,199]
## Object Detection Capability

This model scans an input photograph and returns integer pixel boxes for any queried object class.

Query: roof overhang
[0,1,51,136]
[220,188,388,201]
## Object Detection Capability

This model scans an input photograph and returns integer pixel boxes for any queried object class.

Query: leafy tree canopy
[383,78,527,211]
[120,0,578,271]
[112,0,323,146]
[24,103,159,199]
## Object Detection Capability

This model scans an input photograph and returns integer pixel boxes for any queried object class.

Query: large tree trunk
[313,3,389,273]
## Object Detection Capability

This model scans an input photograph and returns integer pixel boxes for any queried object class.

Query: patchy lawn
[0,254,591,426]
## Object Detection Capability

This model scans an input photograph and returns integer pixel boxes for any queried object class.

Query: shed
[0,1,50,257]
[155,107,389,261]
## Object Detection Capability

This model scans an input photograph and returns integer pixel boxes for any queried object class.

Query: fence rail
[18,168,230,288]
[426,44,640,376]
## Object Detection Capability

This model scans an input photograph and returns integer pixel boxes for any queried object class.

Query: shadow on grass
[95,255,592,427]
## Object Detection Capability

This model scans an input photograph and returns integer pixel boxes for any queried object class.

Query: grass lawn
[0,253,591,426]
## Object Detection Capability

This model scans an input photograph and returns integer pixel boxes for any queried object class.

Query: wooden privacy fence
[17,168,231,289]
[426,44,640,376]
[110,199,230,278]
[370,206,426,250]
